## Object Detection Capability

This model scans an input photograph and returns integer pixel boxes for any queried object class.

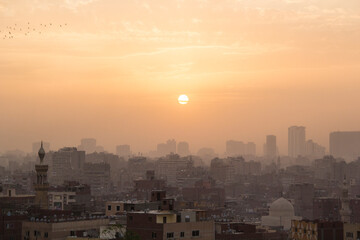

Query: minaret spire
[34,141,49,209]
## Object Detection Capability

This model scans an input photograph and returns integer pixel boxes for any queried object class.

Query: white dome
[269,197,294,217]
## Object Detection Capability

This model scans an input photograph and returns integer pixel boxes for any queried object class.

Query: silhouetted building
[177,141,190,156]
[51,147,85,185]
[157,139,176,156]
[83,162,111,196]
[266,135,277,159]
[330,131,360,160]
[156,154,193,186]
[116,144,131,157]
[288,126,306,158]
[305,139,326,159]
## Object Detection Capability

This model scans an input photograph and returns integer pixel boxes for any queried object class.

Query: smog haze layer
[1,0,360,154]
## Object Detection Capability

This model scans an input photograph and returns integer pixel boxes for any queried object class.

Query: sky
[1,0,360,155]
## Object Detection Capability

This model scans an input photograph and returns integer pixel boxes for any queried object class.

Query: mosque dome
[269,197,295,217]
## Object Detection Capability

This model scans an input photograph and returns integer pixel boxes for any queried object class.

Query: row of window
[25,231,49,238]
[107,205,121,211]
[346,231,360,238]
[163,230,200,239]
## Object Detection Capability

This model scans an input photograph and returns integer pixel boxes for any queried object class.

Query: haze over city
[1,0,360,154]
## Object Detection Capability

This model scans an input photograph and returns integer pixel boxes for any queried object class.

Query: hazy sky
[1,0,360,154]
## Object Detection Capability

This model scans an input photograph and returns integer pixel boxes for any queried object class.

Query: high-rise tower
[34,141,49,209]
[288,126,306,158]
[340,176,351,223]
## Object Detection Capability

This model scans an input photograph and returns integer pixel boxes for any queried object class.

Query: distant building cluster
[1,128,360,240]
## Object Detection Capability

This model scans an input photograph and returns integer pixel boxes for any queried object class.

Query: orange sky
[1,0,360,154]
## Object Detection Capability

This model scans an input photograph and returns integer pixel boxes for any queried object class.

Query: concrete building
[343,223,360,240]
[313,198,341,221]
[78,138,97,153]
[288,126,306,158]
[48,191,76,210]
[83,162,111,196]
[287,183,314,220]
[48,181,91,212]
[157,139,176,157]
[127,210,215,240]
[266,135,277,159]
[305,140,326,159]
[22,217,109,240]
[216,222,288,240]
[51,147,85,185]
[226,140,245,156]
[128,156,147,180]
[156,154,192,186]
[291,220,343,240]
[330,131,360,160]
[177,141,190,156]
[116,144,131,157]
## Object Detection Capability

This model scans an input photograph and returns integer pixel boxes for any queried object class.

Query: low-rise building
[127,210,215,240]
[22,217,109,240]
[291,219,343,240]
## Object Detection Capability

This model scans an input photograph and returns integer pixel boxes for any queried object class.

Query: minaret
[340,175,351,223]
[34,141,49,209]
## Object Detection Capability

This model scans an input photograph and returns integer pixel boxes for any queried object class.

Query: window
[148,217,153,222]
[192,230,200,237]
[26,231,30,237]
[163,217,167,223]
[180,232,185,238]
[152,232,157,239]
[70,231,75,236]
[116,205,120,211]
[167,232,174,238]
[129,216,133,221]
[346,232,354,238]
[44,232,49,238]
[108,205,112,211]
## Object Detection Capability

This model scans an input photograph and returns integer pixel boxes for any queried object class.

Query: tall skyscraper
[330,131,360,160]
[288,126,306,158]
[34,141,49,209]
[177,141,190,156]
[266,135,277,159]
[116,144,131,157]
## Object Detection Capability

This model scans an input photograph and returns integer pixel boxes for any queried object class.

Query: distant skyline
[1,0,360,154]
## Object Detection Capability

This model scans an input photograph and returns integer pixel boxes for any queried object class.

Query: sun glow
[178,95,189,104]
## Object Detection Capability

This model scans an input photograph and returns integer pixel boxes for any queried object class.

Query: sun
[178,94,189,104]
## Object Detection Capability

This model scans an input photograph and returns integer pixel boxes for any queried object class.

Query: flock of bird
[1,22,68,40]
